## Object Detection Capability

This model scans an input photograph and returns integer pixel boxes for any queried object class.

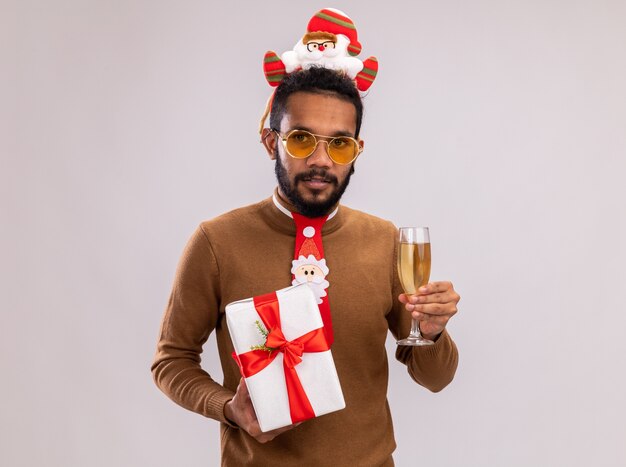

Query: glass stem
[410,318,421,338]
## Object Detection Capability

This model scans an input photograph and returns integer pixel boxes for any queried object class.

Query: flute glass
[397,227,434,346]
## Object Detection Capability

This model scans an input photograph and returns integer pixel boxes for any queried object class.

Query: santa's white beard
[299,48,323,61]
[292,276,330,304]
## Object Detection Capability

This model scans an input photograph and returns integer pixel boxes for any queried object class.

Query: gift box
[225,283,345,432]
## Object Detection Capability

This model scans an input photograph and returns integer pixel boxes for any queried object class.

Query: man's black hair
[269,67,364,137]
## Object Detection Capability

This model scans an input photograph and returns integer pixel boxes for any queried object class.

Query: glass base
[397,335,434,346]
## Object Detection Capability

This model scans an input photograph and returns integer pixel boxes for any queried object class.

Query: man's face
[264,92,362,217]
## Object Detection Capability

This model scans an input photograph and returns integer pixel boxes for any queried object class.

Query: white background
[2,1,625,466]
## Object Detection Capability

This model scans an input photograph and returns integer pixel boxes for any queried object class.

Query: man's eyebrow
[287,125,356,138]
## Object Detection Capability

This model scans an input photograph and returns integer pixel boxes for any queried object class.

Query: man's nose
[306,140,333,168]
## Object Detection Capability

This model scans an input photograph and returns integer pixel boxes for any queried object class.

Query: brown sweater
[151,194,458,466]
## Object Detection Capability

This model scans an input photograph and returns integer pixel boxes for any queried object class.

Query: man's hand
[398,281,460,341]
[224,378,300,443]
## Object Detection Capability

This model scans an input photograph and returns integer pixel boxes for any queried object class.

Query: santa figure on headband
[263,8,378,92]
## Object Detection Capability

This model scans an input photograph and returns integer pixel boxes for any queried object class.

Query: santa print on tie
[290,212,334,345]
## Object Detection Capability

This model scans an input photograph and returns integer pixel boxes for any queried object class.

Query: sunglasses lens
[328,137,358,164]
[285,130,316,158]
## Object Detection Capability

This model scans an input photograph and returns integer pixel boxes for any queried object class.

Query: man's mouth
[302,176,331,183]
[302,179,329,189]
[297,171,337,188]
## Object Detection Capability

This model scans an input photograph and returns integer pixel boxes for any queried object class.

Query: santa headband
[259,8,379,132]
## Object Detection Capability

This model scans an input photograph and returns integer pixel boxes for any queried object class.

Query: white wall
[2,1,625,466]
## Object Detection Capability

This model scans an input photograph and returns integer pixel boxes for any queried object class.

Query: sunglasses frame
[271,129,362,165]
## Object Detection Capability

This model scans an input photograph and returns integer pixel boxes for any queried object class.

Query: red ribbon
[232,291,330,424]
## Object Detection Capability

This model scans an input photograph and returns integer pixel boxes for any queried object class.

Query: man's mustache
[294,169,338,185]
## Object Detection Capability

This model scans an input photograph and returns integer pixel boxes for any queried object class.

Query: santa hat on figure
[260,8,378,132]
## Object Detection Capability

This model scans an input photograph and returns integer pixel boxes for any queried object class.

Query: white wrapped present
[225,283,345,432]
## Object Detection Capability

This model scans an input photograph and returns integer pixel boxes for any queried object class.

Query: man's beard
[274,153,355,218]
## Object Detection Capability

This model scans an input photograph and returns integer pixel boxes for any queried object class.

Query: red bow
[232,291,330,423]
[265,326,304,368]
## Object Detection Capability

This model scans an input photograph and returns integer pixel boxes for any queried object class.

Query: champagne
[397,227,434,346]
[398,242,431,294]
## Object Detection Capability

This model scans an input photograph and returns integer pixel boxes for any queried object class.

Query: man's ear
[261,128,277,160]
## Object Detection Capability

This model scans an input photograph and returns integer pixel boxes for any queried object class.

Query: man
[152,67,460,465]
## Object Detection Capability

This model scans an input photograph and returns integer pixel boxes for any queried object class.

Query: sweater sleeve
[151,225,235,423]
[386,233,459,393]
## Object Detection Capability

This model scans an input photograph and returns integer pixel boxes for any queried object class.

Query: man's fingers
[412,312,455,333]
[412,291,449,304]
[400,291,453,304]
[417,281,454,294]
[404,292,459,314]
[400,281,459,339]
[238,378,250,398]
[412,308,454,321]
[411,302,458,316]
[401,282,459,303]
[233,377,301,444]
[398,293,411,304]
[413,290,459,305]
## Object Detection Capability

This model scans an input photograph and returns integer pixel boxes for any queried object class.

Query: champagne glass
[397,227,434,346]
